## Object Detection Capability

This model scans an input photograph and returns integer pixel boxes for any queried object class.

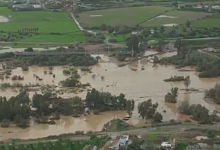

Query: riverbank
[1,123,218,143]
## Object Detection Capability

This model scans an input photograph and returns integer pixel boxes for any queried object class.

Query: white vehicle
[161,142,172,147]
[137,135,142,139]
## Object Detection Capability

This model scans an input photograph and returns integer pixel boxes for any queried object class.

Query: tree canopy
[178,101,218,124]
[164,87,178,103]
[138,99,163,122]
[85,88,134,113]
[205,83,220,104]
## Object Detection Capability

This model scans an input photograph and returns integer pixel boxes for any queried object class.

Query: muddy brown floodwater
[1,51,220,141]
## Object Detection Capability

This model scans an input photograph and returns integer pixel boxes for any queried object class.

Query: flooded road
[1,51,220,140]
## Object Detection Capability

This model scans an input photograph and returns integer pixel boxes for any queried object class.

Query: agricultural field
[0,7,84,42]
[192,14,220,28]
[142,10,212,27]
[77,6,172,27]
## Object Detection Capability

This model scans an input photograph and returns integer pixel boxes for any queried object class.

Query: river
[0,51,220,141]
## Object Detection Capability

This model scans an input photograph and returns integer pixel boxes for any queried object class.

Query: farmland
[77,6,172,27]
[0,7,84,43]
[142,10,212,27]
[192,14,220,28]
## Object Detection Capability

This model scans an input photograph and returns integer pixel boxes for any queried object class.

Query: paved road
[165,36,220,42]
[0,41,74,46]
[0,36,220,47]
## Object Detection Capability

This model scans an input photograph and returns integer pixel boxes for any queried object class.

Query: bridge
[14,51,132,56]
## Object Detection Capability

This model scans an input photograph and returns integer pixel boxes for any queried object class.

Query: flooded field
[1,51,220,140]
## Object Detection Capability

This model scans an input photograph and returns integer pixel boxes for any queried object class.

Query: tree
[32,93,50,116]
[128,138,144,150]
[160,26,165,34]
[184,76,191,91]
[153,112,163,122]
[178,101,190,115]
[131,100,135,110]
[178,102,214,124]
[165,87,178,103]
[1,119,9,127]
[186,20,191,28]
[85,88,131,112]
[205,83,220,104]
[108,27,114,34]
[142,28,150,37]
[174,38,182,56]
[169,29,176,37]
[24,47,34,52]
[153,55,159,63]
[71,96,84,115]
[157,39,165,52]
[138,99,158,119]
[16,117,29,128]
[126,100,135,117]
[126,35,140,53]
[100,24,107,31]
[172,0,178,8]
[207,131,215,138]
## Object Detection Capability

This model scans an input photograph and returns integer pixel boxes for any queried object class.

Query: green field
[142,10,212,27]
[0,7,84,42]
[78,6,172,27]
[192,14,220,28]
[109,34,129,44]
[144,134,158,141]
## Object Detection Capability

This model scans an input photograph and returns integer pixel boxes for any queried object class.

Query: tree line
[0,51,98,67]
[18,28,39,33]
[205,83,220,104]
[178,101,219,124]
[160,39,220,78]
[0,88,135,128]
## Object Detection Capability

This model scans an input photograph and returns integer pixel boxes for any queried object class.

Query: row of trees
[138,99,163,122]
[0,51,98,67]
[178,101,218,124]
[0,86,136,127]
[18,28,39,33]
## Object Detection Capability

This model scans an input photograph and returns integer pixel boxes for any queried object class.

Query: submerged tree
[184,76,191,91]
[157,39,165,52]
[165,87,178,103]
[125,100,135,117]
[205,83,220,104]
[138,99,162,122]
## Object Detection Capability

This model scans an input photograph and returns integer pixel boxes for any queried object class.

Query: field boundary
[137,8,174,26]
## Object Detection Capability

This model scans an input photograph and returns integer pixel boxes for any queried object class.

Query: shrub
[93,109,100,115]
